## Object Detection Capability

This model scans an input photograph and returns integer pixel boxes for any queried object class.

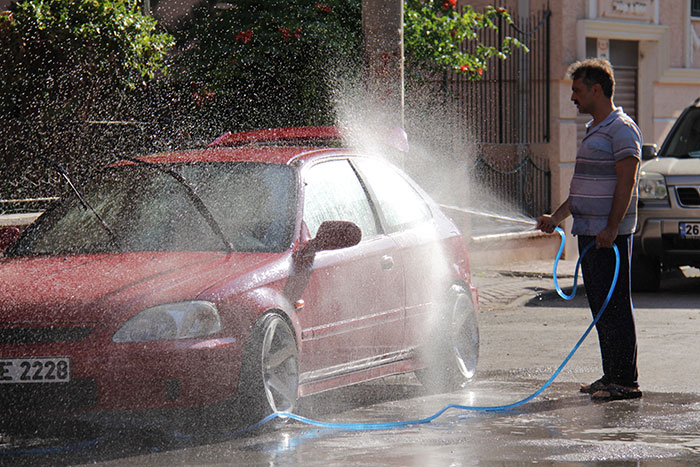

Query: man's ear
[592,82,603,97]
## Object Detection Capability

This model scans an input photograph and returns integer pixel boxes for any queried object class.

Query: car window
[661,107,700,158]
[303,160,379,238]
[353,158,432,232]
[8,162,297,255]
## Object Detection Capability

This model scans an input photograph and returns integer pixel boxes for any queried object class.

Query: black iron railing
[455,6,551,145]
[457,5,553,217]
[470,147,550,219]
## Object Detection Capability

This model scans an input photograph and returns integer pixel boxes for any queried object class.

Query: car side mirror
[294,221,362,270]
[309,221,362,252]
[0,226,21,253]
[642,143,657,161]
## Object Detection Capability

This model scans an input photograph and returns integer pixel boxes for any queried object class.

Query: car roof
[128,146,349,166]
[209,126,344,147]
[119,127,353,167]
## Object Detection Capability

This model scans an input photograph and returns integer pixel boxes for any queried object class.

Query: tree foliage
[0,0,530,200]
[170,0,362,132]
[404,0,527,79]
[0,0,174,120]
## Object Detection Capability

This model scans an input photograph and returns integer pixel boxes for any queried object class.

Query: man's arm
[537,199,571,234]
[596,156,639,248]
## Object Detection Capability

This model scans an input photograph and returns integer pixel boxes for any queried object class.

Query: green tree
[0,0,174,200]
[404,0,527,79]
[0,0,174,121]
[169,0,362,134]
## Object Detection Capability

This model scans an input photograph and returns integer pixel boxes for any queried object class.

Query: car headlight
[113,301,222,342]
[638,172,668,200]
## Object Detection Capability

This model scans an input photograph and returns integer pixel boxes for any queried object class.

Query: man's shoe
[579,377,607,394]
[591,384,642,401]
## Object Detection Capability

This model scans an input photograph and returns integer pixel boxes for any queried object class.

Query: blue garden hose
[249,226,620,431]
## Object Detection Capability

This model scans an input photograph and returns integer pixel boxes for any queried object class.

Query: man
[537,57,642,401]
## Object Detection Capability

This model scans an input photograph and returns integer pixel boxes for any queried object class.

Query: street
[2,271,699,465]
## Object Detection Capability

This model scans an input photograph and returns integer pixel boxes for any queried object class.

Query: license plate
[679,222,700,238]
[0,357,71,384]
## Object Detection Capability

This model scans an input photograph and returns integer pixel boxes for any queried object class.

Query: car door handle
[381,255,394,270]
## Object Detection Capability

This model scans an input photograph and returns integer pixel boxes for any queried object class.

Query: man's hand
[596,225,618,249]
[536,215,557,234]
[537,200,570,235]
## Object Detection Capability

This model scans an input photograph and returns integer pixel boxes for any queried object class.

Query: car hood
[642,157,700,176]
[0,251,281,325]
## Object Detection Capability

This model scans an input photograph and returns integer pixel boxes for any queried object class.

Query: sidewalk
[471,258,582,311]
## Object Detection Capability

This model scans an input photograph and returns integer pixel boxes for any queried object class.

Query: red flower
[279,26,302,41]
[235,30,253,44]
[458,64,483,76]
[442,0,457,9]
[497,7,507,14]
[315,3,331,13]
[278,26,290,41]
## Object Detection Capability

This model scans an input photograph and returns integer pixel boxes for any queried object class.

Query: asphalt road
[2,273,699,465]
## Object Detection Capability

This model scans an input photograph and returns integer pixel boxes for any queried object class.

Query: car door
[352,157,448,351]
[296,159,405,377]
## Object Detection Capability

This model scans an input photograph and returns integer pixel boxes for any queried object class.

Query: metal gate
[455,5,551,145]
[456,5,553,218]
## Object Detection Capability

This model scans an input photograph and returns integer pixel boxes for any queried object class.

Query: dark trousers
[578,234,639,388]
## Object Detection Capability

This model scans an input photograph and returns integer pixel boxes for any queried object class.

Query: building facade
[458,0,700,258]
[545,0,700,253]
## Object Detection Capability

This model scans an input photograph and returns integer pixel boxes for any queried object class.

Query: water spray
[249,227,619,430]
[439,204,538,228]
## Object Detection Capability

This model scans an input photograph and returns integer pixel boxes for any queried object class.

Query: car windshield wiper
[121,157,234,252]
[38,154,123,250]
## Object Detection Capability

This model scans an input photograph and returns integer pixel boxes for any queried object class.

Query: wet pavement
[2,258,700,465]
[4,377,698,465]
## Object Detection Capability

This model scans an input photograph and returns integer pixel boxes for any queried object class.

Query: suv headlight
[638,172,668,200]
[113,301,222,342]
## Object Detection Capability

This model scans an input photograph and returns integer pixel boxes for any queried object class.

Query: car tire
[416,284,479,393]
[631,252,661,292]
[236,312,299,424]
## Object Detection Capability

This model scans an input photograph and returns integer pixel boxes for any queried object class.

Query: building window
[692,0,700,18]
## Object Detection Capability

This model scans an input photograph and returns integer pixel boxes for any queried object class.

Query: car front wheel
[237,313,299,423]
[416,284,479,393]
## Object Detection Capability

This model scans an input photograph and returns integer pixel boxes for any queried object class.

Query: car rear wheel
[631,252,661,292]
[237,313,299,423]
[416,285,479,393]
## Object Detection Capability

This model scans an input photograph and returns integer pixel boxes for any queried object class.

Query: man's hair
[567,57,615,98]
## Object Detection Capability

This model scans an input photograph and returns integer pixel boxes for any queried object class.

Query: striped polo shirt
[569,107,642,236]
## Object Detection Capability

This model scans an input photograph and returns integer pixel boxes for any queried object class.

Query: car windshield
[659,107,700,158]
[8,162,297,255]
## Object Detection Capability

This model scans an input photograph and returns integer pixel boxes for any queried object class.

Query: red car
[0,127,478,423]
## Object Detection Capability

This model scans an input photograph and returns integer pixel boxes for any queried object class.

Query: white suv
[634,98,700,291]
